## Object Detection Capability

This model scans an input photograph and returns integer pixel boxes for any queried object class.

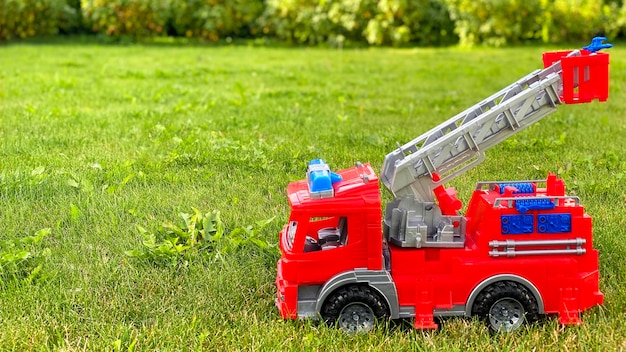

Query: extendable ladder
[381,52,579,203]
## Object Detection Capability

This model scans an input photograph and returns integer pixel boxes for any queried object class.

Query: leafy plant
[445,0,622,46]
[0,228,52,286]
[259,0,456,46]
[540,0,621,43]
[0,0,75,41]
[81,0,171,38]
[0,166,49,192]
[363,0,456,46]
[170,0,264,41]
[445,0,544,46]
[125,208,276,267]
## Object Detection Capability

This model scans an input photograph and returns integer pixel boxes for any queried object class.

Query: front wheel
[471,281,540,332]
[321,285,389,334]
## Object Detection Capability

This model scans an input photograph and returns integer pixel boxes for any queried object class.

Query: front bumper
[276,260,297,319]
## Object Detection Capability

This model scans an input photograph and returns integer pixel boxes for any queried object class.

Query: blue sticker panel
[501,215,534,234]
[537,214,572,233]
[498,182,534,194]
[515,198,555,213]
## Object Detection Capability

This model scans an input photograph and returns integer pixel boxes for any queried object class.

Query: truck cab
[276,162,386,320]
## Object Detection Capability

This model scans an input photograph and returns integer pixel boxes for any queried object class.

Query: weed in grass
[0,166,49,193]
[126,208,276,267]
[0,228,51,286]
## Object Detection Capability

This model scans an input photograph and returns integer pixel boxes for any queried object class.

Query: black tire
[321,285,389,333]
[471,281,540,332]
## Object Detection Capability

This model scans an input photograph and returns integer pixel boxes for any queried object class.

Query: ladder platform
[542,50,609,104]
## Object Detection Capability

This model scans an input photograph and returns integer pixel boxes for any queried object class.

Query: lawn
[1,40,625,350]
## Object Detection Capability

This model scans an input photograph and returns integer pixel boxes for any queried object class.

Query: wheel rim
[338,302,375,333]
[488,297,525,331]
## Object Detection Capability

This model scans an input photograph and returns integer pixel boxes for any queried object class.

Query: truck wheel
[471,281,539,332]
[321,285,389,333]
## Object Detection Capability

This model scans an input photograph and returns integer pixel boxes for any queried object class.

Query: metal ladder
[381,52,578,203]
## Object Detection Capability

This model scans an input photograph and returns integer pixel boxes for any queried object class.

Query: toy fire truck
[276,38,611,333]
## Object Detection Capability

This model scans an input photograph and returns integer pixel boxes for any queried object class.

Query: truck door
[291,214,369,284]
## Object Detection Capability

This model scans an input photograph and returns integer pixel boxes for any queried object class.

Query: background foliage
[258,0,456,46]
[81,0,171,38]
[170,0,264,40]
[2,0,626,45]
[445,0,624,46]
[0,0,75,40]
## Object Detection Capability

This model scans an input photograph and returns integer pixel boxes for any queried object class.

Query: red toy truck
[276,39,611,333]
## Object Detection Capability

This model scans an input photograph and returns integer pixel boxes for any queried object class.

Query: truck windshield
[286,221,297,250]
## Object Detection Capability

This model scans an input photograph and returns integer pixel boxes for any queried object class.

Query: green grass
[1,40,625,350]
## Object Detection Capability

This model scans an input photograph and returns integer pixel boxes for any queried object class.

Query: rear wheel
[321,285,389,334]
[471,281,540,332]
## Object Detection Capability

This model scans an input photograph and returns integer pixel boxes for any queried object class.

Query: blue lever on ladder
[583,37,613,53]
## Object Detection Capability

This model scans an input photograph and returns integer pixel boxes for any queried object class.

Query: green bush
[81,0,170,37]
[4,0,626,45]
[541,0,620,43]
[0,0,74,40]
[58,0,83,34]
[620,2,626,37]
[260,0,456,46]
[363,0,456,46]
[445,0,544,46]
[259,0,362,45]
[81,0,264,40]
[446,0,622,46]
[170,0,264,41]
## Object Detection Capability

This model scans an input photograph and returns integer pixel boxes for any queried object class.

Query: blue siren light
[307,159,342,195]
